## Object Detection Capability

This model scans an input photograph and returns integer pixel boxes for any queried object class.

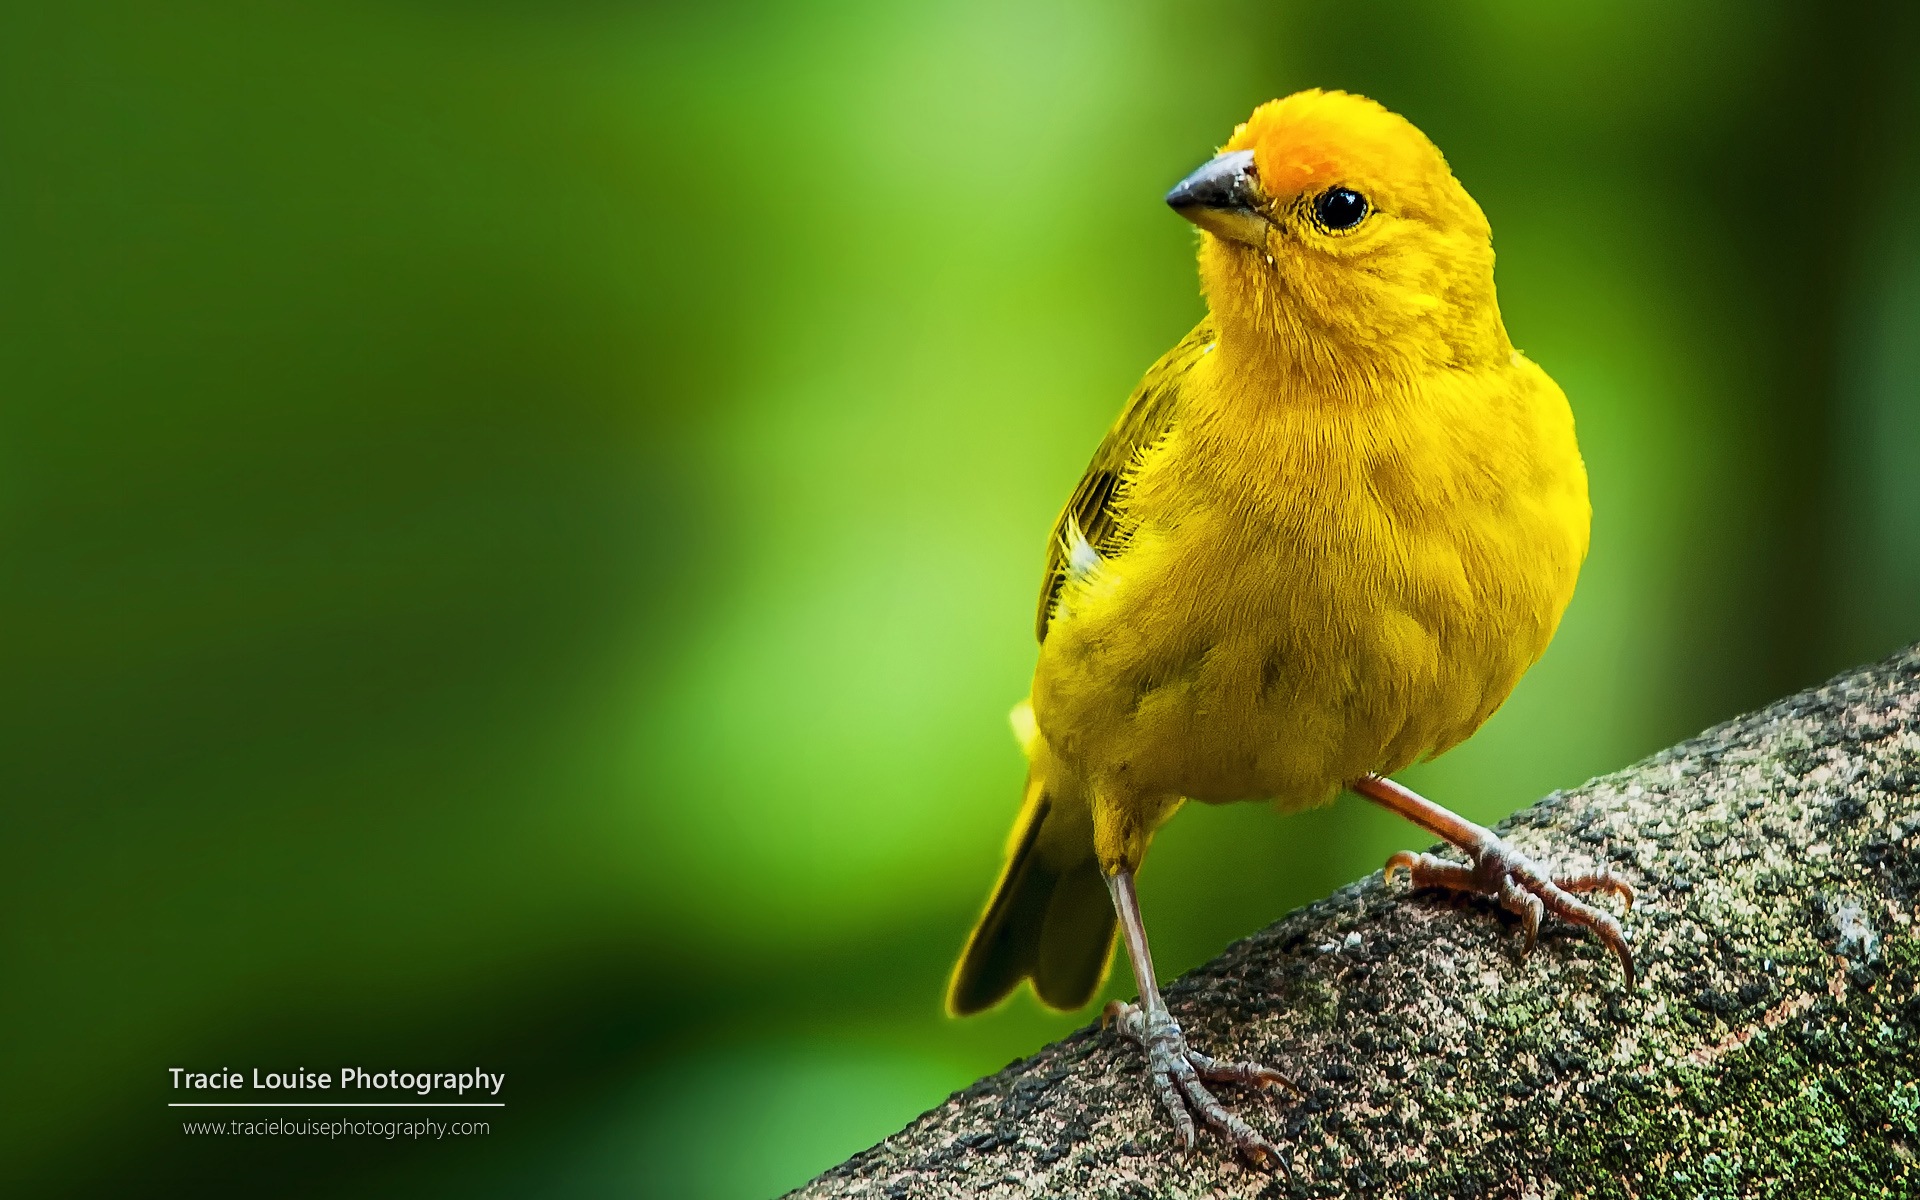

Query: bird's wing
[1035,320,1215,642]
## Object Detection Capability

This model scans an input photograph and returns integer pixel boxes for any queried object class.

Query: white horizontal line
[167,1103,504,1108]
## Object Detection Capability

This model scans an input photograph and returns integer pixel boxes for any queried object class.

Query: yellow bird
[948,90,1633,1166]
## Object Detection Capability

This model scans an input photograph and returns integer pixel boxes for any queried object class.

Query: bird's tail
[946,701,1116,1016]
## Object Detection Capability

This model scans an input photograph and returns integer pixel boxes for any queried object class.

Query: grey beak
[1165,149,1270,247]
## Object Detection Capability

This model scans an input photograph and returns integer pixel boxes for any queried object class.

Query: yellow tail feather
[947,721,1116,1016]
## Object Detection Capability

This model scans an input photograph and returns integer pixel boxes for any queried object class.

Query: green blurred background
[3,1,1917,1195]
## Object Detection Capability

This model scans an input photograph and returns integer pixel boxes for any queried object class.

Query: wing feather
[1035,320,1214,641]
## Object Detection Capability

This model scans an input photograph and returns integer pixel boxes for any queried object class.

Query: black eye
[1312,186,1368,231]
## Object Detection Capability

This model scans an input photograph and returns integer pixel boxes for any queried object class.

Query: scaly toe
[1186,1048,1300,1095]
[1502,855,1637,986]
[1556,867,1636,914]
[1387,833,1636,986]
[1111,1009,1290,1167]
[1498,875,1545,953]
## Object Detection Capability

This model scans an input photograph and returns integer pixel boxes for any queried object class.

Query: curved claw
[1563,898,1635,990]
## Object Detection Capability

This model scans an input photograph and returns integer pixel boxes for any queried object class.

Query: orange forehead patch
[1222,90,1437,202]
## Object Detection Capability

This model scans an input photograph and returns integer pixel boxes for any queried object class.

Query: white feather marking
[1064,513,1102,582]
[1008,698,1040,757]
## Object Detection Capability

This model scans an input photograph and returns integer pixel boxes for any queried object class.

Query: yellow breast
[1031,348,1588,812]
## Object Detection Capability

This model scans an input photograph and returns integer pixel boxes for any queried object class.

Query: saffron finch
[948,90,1633,1166]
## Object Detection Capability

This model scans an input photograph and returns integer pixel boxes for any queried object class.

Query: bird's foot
[1385,837,1636,985]
[1101,1000,1296,1169]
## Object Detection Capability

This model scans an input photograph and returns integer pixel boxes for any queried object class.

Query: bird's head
[1170,90,1507,376]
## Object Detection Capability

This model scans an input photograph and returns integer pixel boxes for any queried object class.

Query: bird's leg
[1352,774,1637,986]
[1100,868,1296,1168]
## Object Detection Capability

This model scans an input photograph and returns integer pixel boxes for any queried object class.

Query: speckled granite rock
[791,646,1920,1199]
